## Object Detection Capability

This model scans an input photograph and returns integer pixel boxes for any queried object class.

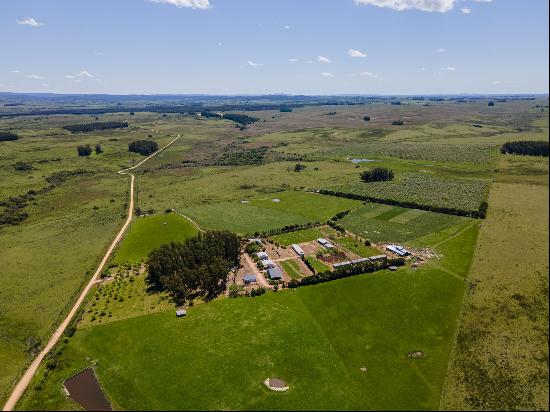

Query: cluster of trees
[147,231,241,304]
[200,111,259,125]
[488,101,495,107]
[77,145,92,156]
[128,140,158,156]
[392,120,404,126]
[360,167,395,183]
[0,132,18,141]
[288,257,406,289]
[500,140,549,157]
[63,121,128,133]
[294,163,306,172]
[363,115,371,121]
[280,106,293,112]
[318,189,488,219]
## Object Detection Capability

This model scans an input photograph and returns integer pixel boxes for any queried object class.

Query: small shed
[291,244,305,258]
[333,260,352,269]
[369,254,388,262]
[176,309,187,317]
[243,274,257,284]
[267,267,283,280]
[263,259,276,269]
[256,251,269,260]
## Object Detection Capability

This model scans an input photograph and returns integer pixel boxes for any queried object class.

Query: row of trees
[500,140,549,157]
[288,257,406,289]
[200,111,259,125]
[128,140,158,156]
[318,189,488,219]
[147,231,241,304]
[63,121,128,133]
[360,167,394,183]
[0,132,18,141]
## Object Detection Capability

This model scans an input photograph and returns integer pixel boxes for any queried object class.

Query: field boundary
[2,135,181,411]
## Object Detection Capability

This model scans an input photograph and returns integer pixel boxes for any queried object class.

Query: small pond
[63,368,111,411]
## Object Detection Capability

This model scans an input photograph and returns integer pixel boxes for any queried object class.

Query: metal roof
[267,267,283,279]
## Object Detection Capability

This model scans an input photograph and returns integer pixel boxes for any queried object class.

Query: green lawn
[270,227,324,246]
[340,203,471,244]
[334,236,382,257]
[20,265,466,411]
[113,213,199,264]
[182,191,361,234]
[305,256,331,273]
[280,259,304,279]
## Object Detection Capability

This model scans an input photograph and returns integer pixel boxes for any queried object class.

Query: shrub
[14,161,33,171]
[77,145,92,157]
[128,140,158,156]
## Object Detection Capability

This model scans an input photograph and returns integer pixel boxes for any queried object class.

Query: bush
[294,163,306,172]
[360,168,394,183]
[14,161,33,171]
[128,140,158,156]
[77,145,92,157]
[391,120,404,125]
[363,115,371,121]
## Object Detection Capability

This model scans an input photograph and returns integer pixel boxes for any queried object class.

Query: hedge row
[318,189,487,219]
[288,257,406,289]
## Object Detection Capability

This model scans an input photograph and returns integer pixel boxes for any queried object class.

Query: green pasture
[270,227,324,246]
[113,213,199,264]
[280,259,304,279]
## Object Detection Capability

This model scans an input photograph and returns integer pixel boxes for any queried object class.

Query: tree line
[287,257,406,289]
[500,140,549,157]
[147,231,241,304]
[200,111,259,125]
[318,189,488,219]
[128,140,158,156]
[0,132,18,141]
[63,121,128,133]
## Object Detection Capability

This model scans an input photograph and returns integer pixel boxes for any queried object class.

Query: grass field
[441,155,549,410]
[181,191,361,234]
[19,263,468,411]
[305,256,331,273]
[270,227,325,246]
[333,235,382,257]
[340,203,470,244]
[113,213,199,264]
[280,259,304,279]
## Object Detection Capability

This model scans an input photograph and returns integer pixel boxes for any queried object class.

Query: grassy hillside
[113,213,199,264]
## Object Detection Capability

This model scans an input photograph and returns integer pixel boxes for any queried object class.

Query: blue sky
[0,0,548,95]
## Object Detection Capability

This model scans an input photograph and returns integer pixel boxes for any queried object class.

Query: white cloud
[0,84,5,87]
[149,0,211,9]
[492,80,510,85]
[93,51,104,56]
[27,74,44,79]
[421,67,427,71]
[247,60,263,67]
[359,71,380,78]
[348,48,367,58]
[355,0,455,12]
[16,17,44,27]
[217,42,223,46]
[461,7,471,14]
[441,66,456,71]
[65,70,96,79]
[288,58,299,63]
[306,60,314,64]
[284,25,290,29]
[321,72,334,77]
[435,48,447,53]
[318,55,331,63]
[11,70,22,74]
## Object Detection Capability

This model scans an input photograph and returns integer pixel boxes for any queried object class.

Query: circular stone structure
[264,378,289,392]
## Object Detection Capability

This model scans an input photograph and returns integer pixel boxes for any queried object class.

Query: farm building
[248,238,262,244]
[243,274,257,284]
[263,259,276,269]
[267,267,283,280]
[292,244,305,258]
[351,257,370,264]
[176,309,187,317]
[369,254,388,262]
[333,260,352,269]
[386,245,411,257]
[317,238,335,248]
[256,251,269,260]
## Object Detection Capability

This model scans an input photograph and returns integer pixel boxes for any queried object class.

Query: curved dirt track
[3,135,181,411]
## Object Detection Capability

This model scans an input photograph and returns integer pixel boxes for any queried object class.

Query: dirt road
[243,253,270,287]
[2,135,181,411]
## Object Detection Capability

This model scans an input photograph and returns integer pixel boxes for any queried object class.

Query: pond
[63,368,111,411]
[350,158,375,163]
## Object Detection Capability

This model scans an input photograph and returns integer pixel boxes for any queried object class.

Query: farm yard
[1,96,548,411]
